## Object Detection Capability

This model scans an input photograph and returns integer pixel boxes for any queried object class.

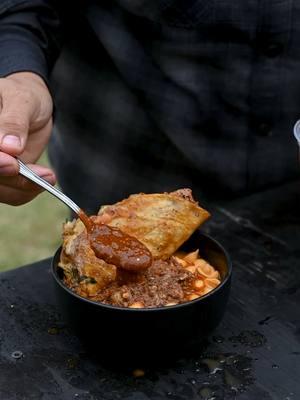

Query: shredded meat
[64,257,195,308]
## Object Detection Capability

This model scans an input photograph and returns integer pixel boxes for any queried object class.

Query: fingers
[21,118,53,164]
[0,165,56,189]
[0,151,19,176]
[0,150,55,178]
[0,162,56,205]
[0,75,54,206]
[0,80,37,156]
[0,185,44,206]
[0,162,56,188]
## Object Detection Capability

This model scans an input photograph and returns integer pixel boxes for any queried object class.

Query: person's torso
[50,0,300,210]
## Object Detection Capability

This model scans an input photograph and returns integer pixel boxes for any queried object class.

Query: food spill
[184,330,269,398]
[201,358,223,374]
[199,386,216,399]
[198,353,254,396]
[224,370,245,392]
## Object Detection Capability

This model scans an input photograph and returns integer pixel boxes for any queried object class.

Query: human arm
[0,0,63,205]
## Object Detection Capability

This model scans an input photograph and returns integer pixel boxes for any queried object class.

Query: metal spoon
[17,158,82,216]
[17,158,152,270]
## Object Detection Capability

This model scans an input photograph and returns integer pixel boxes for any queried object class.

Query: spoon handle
[17,158,81,215]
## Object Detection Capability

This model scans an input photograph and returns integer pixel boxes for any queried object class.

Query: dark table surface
[1,182,299,400]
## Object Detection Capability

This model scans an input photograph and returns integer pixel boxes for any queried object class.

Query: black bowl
[52,231,231,364]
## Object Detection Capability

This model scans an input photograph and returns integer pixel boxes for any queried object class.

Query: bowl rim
[51,231,232,313]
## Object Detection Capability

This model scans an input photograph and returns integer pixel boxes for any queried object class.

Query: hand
[0,72,56,205]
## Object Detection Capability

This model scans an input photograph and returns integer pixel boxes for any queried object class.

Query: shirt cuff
[0,38,49,86]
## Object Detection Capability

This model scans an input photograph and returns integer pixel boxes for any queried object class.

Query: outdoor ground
[0,153,68,272]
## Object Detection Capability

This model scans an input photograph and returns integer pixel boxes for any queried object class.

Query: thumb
[0,91,35,156]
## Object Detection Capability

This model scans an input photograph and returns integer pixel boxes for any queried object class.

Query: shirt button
[264,43,283,58]
[257,122,273,137]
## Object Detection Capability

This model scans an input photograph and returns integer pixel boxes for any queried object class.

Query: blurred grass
[0,153,68,272]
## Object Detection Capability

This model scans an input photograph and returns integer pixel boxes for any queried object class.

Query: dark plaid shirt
[0,1,299,211]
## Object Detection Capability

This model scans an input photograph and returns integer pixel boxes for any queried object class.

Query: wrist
[6,71,48,90]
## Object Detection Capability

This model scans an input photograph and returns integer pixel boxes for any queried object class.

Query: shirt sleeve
[0,0,63,85]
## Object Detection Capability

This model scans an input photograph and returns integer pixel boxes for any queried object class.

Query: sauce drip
[78,209,92,230]
[78,209,152,271]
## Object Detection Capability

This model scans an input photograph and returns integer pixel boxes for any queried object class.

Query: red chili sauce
[78,209,152,271]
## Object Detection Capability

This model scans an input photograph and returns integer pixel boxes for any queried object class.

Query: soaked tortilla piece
[59,219,117,296]
[94,189,210,260]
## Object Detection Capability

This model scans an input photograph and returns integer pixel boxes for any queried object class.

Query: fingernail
[2,135,21,148]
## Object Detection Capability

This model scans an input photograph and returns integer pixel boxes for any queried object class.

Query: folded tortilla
[94,188,210,260]
[59,189,210,294]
